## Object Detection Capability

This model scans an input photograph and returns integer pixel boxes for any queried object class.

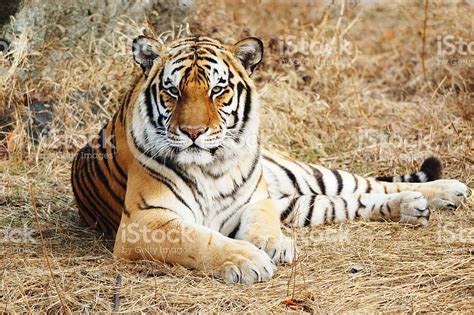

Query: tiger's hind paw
[422,179,469,210]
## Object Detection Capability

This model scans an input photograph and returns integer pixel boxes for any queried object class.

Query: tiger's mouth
[184,143,206,152]
[182,143,220,155]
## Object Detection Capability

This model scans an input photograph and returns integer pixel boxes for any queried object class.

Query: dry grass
[0,0,473,312]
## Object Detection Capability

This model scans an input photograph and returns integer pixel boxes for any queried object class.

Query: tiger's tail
[375,157,442,183]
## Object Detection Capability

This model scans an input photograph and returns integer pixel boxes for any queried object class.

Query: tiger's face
[130,36,263,166]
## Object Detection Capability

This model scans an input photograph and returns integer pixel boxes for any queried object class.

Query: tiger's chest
[183,157,262,230]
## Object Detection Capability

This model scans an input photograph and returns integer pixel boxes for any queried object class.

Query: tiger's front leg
[234,199,297,264]
[114,206,277,284]
[113,164,276,284]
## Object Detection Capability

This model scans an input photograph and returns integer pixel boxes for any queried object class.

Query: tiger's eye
[212,86,223,94]
[168,86,179,96]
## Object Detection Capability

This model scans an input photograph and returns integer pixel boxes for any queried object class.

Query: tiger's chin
[175,147,216,166]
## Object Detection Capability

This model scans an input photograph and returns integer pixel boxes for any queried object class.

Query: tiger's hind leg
[275,192,430,227]
[263,151,468,211]
[370,179,469,210]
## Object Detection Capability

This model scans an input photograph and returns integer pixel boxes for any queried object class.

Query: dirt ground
[0,0,473,312]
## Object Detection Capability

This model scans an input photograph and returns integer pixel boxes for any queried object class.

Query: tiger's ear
[233,37,264,75]
[132,36,160,75]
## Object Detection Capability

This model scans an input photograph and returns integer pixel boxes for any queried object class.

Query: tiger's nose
[179,126,207,140]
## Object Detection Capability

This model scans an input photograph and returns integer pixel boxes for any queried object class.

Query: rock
[348,264,364,273]
[0,0,195,47]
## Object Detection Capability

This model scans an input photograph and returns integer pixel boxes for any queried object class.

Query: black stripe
[76,150,120,228]
[97,127,111,173]
[157,94,168,128]
[296,162,318,195]
[365,179,372,193]
[352,174,359,193]
[308,165,326,195]
[145,73,159,129]
[380,203,388,219]
[100,116,126,189]
[327,199,335,223]
[137,160,196,221]
[130,130,206,216]
[355,195,362,218]
[171,65,185,75]
[201,46,219,55]
[340,197,348,221]
[156,158,207,214]
[138,194,177,215]
[265,156,304,196]
[217,147,261,200]
[181,67,193,84]
[227,82,245,130]
[331,169,343,194]
[118,99,127,125]
[304,195,316,227]
[317,198,324,224]
[76,187,113,234]
[119,88,132,125]
[224,60,234,80]
[197,56,218,64]
[217,170,264,233]
[280,197,298,222]
[72,164,105,230]
[91,145,125,207]
[82,149,121,221]
[238,82,253,140]
[369,204,375,216]
[139,205,175,212]
[410,173,421,182]
[138,194,168,211]
[110,117,128,181]
[375,175,394,182]
[172,55,192,65]
[150,82,159,110]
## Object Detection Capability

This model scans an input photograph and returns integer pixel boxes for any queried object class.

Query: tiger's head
[129,36,263,167]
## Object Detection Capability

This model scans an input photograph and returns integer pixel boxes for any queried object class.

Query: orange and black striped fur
[71,35,468,284]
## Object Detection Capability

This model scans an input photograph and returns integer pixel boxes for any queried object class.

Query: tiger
[71,35,469,284]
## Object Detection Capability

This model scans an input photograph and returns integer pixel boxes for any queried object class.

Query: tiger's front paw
[216,241,277,284]
[422,179,469,209]
[236,228,297,264]
[253,233,297,264]
[394,191,430,226]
